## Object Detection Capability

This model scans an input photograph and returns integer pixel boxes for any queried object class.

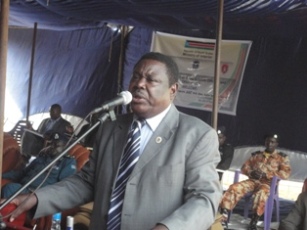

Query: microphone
[91,91,133,114]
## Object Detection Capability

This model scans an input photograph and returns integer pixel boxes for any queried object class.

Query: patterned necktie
[106,119,144,230]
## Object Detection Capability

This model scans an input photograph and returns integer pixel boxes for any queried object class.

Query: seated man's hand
[250,170,264,179]
[43,131,52,140]
[66,125,74,134]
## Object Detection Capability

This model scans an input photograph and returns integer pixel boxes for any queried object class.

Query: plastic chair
[230,169,280,230]
[2,133,25,174]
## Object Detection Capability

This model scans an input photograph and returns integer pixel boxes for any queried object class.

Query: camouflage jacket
[241,150,291,181]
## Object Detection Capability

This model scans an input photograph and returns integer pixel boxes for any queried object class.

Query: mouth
[132,91,146,103]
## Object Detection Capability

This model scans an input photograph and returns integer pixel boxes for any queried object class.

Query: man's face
[264,137,278,153]
[128,59,178,118]
[48,140,65,156]
[218,133,226,146]
[49,107,61,120]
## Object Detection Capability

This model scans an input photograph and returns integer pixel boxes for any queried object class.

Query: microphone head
[119,91,133,105]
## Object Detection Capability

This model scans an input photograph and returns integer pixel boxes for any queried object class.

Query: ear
[170,83,179,101]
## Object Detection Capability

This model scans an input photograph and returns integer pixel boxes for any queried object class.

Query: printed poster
[151,32,252,115]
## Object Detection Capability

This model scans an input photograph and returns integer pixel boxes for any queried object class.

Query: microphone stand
[0,110,116,211]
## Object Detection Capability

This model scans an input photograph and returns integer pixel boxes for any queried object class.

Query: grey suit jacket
[35,104,222,230]
[279,192,307,230]
[37,116,72,135]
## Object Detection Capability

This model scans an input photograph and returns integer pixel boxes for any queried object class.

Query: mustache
[131,89,146,98]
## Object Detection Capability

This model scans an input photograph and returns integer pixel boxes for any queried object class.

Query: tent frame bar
[211,0,224,130]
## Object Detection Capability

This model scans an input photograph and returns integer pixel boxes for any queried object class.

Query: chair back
[2,133,24,174]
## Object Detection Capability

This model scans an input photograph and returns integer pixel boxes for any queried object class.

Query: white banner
[151,32,252,115]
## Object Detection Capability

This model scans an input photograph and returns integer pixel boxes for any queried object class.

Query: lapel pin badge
[156,136,162,143]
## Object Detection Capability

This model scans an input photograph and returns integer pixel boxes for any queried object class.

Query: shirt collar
[51,116,61,122]
[136,104,171,132]
[263,150,277,157]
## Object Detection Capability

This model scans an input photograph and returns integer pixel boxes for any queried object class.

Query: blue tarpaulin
[5,0,307,152]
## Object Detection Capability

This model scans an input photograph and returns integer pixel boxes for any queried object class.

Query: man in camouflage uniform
[216,126,234,180]
[220,134,291,230]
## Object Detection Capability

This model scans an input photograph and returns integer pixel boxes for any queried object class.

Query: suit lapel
[130,104,179,178]
[112,115,134,169]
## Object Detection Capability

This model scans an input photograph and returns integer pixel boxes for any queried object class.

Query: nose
[269,141,274,147]
[135,77,146,88]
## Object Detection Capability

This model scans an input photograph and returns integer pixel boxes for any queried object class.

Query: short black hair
[135,52,179,86]
[50,104,62,112]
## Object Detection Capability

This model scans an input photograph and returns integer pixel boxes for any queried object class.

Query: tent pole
[116,25,128,114]
[26,22,37,124]
[211,0,224,130]
[0,0,10,196]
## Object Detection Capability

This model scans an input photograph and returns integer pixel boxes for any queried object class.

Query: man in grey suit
[6,52,222,230]
[37,103,73,140]
[21,103,74,160]
[278,191,307,230]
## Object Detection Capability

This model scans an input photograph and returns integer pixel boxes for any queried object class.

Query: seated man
[216,126,234,180]
[219,133,291,230]
[37,104,73,140]
[22,103,74,160]
[278,191,307,230]
[1,132,77,198]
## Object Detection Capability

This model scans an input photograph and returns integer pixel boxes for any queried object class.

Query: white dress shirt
[138,104,171,154]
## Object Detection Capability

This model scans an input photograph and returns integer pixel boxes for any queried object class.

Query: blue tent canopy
[8,0,307,36]
[4,0,307,152]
